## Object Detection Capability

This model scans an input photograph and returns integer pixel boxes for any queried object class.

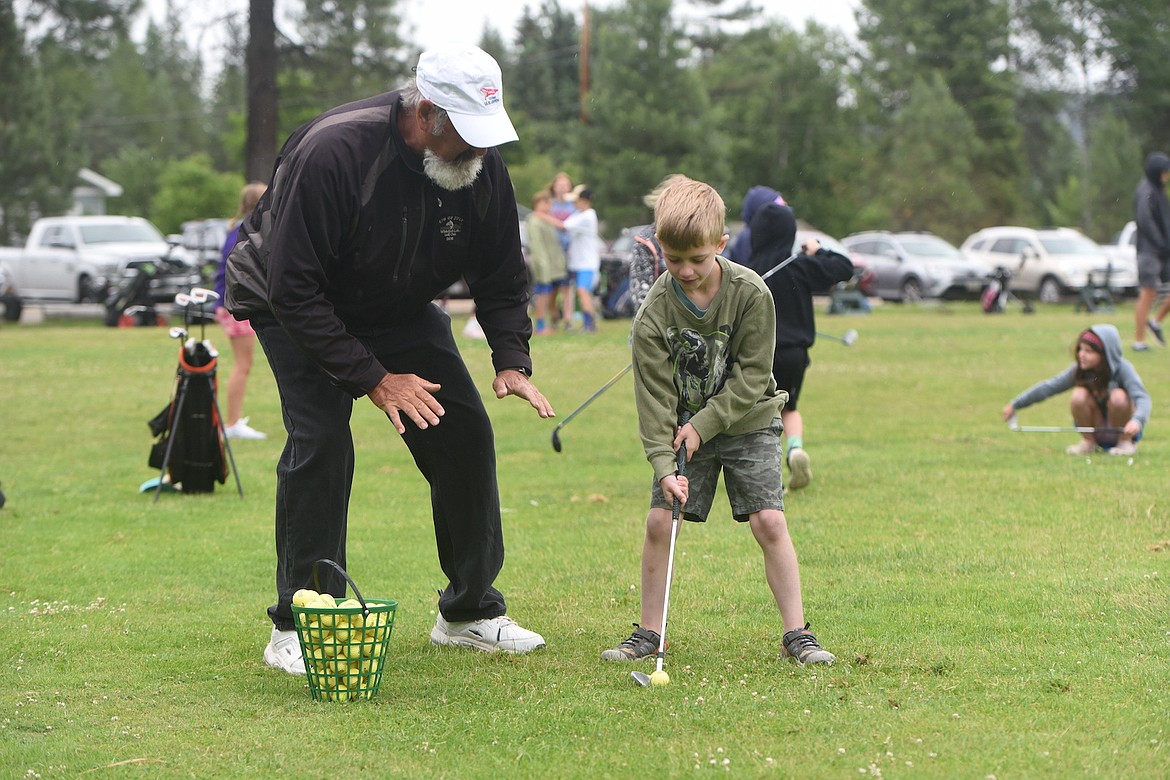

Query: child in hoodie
[736,189,854,490]
[1002,324,1151,455]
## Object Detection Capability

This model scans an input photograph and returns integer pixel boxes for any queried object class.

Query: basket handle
[311,558,371,619]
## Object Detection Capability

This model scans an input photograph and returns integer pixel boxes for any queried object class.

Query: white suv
[961,226,1136,303]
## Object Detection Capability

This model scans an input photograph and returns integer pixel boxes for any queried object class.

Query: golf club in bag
[632,412,690,688]
[551,363,633,452]
[817,328,858,346]
[146,289,243,501]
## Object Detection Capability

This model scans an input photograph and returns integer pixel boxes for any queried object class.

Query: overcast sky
[140,0,860,69]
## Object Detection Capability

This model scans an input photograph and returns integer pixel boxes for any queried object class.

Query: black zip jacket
[237,90,531,395]
[745,202,854,350]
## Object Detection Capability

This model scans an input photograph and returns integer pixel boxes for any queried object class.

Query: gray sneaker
[787,448,812,490]
[600,624,661,661]
[781,623,835,665]
[1149,319,1165,347]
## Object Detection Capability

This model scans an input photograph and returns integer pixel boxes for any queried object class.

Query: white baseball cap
[415,44,519,149]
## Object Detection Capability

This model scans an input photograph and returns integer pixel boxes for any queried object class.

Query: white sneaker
[787,448,812,490]
[462,316,486,340]
[430,615,546,654]
[263,627,306,674]
[225,418,267,440]
[1108,440,1137,456]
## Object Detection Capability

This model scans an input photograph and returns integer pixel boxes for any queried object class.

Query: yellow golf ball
[649,670,670,687]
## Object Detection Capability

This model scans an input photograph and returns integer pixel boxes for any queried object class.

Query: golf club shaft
[758,251,800,283]
[1006,414,1123,434]
[551,363,632,438]
[816,331,848,343]
[654,412,690,674]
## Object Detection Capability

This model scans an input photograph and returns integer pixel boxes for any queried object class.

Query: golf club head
[842,329,859,346]
[168,327,188,340]
[630,671,651,687]
[551,427,563,453]
[190,287,220,304]
[174,293,191,307]
[1007,414,1020,431]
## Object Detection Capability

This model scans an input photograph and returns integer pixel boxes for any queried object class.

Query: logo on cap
[480,87,501,106]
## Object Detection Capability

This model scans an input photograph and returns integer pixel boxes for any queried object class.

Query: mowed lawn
[1,299,1168,778]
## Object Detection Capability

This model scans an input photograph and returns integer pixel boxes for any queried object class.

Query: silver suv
[840,231,989,302]
[961,226,1136,303]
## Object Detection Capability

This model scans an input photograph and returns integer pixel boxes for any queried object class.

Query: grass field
[2,300,1168,778]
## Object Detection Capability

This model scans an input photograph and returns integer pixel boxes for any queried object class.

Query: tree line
[2,0,1166,246]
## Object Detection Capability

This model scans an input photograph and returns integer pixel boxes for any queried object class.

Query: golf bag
[148,339,231,493]
[105,258,167,327]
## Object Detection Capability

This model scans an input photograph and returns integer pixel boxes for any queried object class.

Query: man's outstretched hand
[493,369,555,419]
[368,373,444,434]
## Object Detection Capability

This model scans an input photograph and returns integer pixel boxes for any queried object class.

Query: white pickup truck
[0,215,196,304]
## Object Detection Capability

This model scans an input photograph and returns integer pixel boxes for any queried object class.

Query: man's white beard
[423,149,484,191]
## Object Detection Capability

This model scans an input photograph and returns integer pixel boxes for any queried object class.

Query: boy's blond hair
[532,190,552,207]
[653,177,726,250]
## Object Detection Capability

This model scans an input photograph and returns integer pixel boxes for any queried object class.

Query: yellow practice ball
[649,670,670,687]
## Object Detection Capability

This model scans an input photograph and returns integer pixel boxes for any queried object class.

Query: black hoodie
[1135,152,1170,262]
[746,203,854,350]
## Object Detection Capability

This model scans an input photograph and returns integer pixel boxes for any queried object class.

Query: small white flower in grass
[838,748,846,754]
[804,709,811,715]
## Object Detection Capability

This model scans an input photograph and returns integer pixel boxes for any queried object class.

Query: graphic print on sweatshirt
[668,325,733,414]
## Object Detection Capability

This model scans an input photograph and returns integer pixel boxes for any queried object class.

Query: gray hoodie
[1010,324,1151,429]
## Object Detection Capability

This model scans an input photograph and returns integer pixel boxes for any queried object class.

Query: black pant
[254,303,506,631]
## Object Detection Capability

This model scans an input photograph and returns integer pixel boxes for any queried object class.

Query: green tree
[699,21,856,236]
[576,0,714,233]
[855,74,982,244]
[149,154,243,233]
[1096,0,1170,145]
[0,2,78,239]
[506,0,581,160]
[856,0,1024,227]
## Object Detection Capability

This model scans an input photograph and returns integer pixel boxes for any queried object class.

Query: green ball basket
[290,559,397,702]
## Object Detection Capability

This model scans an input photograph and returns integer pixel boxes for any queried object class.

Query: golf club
[174,292,192,333]
[817,328,859,346]
[551,363,633,452]
[190,287,219,342]
[1006,414,1123,435]
[758,251,800,283]
[169,327,188,340]
[632,412,690,688]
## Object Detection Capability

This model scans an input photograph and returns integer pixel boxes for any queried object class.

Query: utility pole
[579,0,590,123]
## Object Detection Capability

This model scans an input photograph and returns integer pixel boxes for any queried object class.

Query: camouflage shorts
[650,420,785,522]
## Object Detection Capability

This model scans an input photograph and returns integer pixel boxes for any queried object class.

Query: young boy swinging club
[600,176,835,666]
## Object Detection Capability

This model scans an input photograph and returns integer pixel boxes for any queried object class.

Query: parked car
[178,218,230,280]
[0,215,197,303]
[0,259,22,321]
[961,226,1136,303]
[1103,221,1138,290]
[841,231,989,302]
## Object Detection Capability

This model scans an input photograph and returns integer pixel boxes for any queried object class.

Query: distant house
[71,168,123,216]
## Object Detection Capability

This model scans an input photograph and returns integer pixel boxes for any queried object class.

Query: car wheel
[2,296,21,322]
[900,277,923,303]
[1038,276,1062,304]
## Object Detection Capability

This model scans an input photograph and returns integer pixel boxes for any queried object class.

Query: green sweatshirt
[631,256,787,482]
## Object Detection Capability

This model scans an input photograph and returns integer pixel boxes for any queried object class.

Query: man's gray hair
[400,78,450,136]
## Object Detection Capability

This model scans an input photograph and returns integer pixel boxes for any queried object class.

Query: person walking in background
[601,176,835,667]
[213,182,269,440]
[526,189,568,335]
[226,43,554,674]
[1003,324,1150,456]
[1132,152,1170,351]
[738,190,854,490]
